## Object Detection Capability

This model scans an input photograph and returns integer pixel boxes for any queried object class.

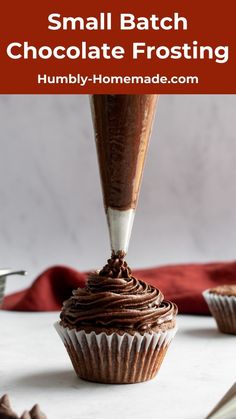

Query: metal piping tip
[206,383,236,419]
[106,208,135,255]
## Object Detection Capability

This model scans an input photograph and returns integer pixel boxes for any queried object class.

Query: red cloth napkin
[2,261,236,314]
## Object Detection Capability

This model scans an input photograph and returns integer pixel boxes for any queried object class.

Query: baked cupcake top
[60,253,177,334]
[209,284,236,297]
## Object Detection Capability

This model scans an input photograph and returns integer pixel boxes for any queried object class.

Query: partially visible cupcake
[203,285,236,335]
[55,254,178,384]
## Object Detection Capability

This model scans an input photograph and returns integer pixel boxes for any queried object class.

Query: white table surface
[0,312,235,419]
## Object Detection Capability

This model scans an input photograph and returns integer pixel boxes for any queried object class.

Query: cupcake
[203,285,236,335]
[55,254,178,384]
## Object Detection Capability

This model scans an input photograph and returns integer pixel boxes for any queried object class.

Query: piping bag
[90,94,158,256]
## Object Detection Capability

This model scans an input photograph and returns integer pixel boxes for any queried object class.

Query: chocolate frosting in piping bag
[90,94,158,255]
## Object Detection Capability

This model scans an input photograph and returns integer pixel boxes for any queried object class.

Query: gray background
[0,95,235,293]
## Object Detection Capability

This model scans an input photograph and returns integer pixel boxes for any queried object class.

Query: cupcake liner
[203,290,236,335]
[0,277,6,307]
[55,322,177,384]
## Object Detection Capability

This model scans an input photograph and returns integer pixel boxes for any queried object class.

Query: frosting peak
[99,252,131,278]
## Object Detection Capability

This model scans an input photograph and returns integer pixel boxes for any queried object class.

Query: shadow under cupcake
[203,285,236,335]
[55,254,178,384]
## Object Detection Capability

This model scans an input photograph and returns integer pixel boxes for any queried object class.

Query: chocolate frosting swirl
[60,256,177,332]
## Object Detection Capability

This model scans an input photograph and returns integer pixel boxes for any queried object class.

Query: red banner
[0,1,235,93]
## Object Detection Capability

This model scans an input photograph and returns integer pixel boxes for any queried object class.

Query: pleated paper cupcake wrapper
[55,322,177,384]
[0,277,6,307]
[203,290,236,335]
